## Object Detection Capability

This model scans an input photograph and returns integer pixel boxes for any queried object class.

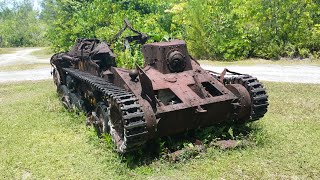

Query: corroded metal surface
[50,20,268,153]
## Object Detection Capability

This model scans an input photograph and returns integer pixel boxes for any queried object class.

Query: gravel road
[0,48,319,84]
[201,64,320,84]
[0,48,52,83]
[0,48,48,66]
[0,68,52,83]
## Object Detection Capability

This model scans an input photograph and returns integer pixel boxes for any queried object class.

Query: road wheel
[52,68,61,89]
[58,85,72,111]
[94,102,110,137]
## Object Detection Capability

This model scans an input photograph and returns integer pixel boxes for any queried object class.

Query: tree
[41,0,320,60]
[0,0,47,47]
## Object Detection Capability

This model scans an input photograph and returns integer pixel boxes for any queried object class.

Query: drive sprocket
[225,75,269,122]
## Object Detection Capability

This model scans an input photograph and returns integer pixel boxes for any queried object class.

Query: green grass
[200,58,320,66]
[0,63,50,71]
[0,47,53,57]
[0,80,319,179]
[30,47,53,59]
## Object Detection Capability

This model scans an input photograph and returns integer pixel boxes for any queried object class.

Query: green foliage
[180,0,251,60]
[1,0,319,59]
[116,47,144,69]
[0,0,47,47]
[179,0,320,60]
[42,0,320,62]
[42,0,174,53]
[246,0,318,59]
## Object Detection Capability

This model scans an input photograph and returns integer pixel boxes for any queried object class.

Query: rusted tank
[50,20,268,153]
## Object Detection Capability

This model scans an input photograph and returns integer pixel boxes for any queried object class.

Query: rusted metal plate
[50,21,268,153]
[112,41,240,138]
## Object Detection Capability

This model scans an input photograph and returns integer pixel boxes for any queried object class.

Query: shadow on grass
[120,122,267,169]
[61,103,267,169]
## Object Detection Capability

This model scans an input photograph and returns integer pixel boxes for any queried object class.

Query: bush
[42,0,320,62]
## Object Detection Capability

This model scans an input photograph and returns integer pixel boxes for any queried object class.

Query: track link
[224,75,269,122]
[63,68,147,153]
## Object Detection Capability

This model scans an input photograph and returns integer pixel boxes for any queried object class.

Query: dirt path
[201,64,320,84]
[0,48,319,84]
[0,68,51,83]
[0,48,51,83]
[0,48,48,66]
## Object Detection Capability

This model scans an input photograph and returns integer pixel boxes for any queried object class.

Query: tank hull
[50,33,268,153]
[111,58,237,139]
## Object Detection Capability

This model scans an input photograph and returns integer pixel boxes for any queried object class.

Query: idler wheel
[66,75,75,91]
[58,85,72,111]
[226,84,252,121]
[52,68,61,88]
[69,93,82,110]
[94,102,110,137]
[224,75,269,122]
[108,98,126,152]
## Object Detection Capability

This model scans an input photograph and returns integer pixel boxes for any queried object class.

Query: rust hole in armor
[201,82,223,97]
[154,88,182,106]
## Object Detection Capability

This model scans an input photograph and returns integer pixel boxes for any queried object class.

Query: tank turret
[142,40,192,74]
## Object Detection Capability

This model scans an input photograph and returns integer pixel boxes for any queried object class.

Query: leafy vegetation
[0,0,47,47]
[40,0,320,61]
[1,80,319,179]
[0,63,49,71]
[1,0,319,61]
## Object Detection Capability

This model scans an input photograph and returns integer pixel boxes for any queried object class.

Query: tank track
[62,68,147,153]
[224,75,269,122]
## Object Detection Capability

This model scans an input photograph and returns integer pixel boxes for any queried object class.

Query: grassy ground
[0,48,20,55]
[0,80,319,179]
[0,63,50,71]
[200,58,320,66]
[30,48,53,59]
